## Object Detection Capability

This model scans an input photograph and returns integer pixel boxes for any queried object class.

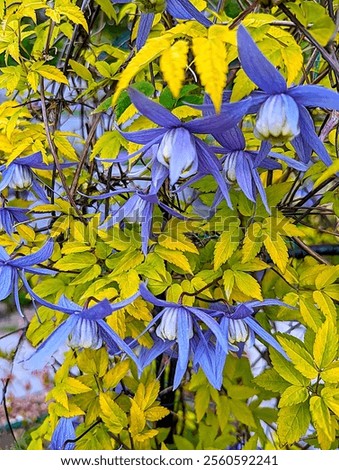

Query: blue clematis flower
[138,283,229,389]
[0,239,54,316]
[237,25,339,166]
[50,417,78,450]
[0,152,74,202]
[114,87,251,207]
[210,125,308,213]
[0,205,29,235]
[87,182,186,254]
[113,0,211,50]
[22,288,141,370]
[213,299,290,363]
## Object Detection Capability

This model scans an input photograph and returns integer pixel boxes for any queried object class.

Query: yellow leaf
[263,233,288,273]
[314,158,339,186]
[277,336,318,379]
[59,3,88,32]
[313,290,337,323]
[113,38,171,104]
[234,271,263,300]
[214,225,241,270]
[63,377,92,394]
[313,321,338,369]
[192,36,227,112]
[310,396,335,443]
[103,360,130,389]
[160,40,189,98]
[99,393,127,433]
[53,131,78,161]
[158,233,198,254]
[321,362,339,383]
[34,64,69,85]
[69,59,93,81]
[223,270,234,300]
[54,252,97,271]
[144,406,170,421]
[242,222,263,262]
[130,399,146,437]
[155,245,193,274]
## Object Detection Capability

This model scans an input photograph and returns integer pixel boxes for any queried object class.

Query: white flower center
[254,94,300,145]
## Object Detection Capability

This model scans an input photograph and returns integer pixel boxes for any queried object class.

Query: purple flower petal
[288,85,339,110]
[136,13,154,50]
[297,106,333,166]
[10,239,53,268]
[0,265,14,300]
[167,0,212,26]
[128,88,181,128]
[185,99,251,134]
[97,319,141,370]
[244,316,289,359]
[23,316,79,370]
[237,25,287,94]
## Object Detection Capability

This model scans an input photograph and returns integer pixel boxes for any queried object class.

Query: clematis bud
[8,165,33,190]
[156,128,199,185]
[156,307,194,341]
[68,318,103,349]
[228,319,249,344]
[254,94,300,145]
[222,152,238,184]
[136,0,166,13]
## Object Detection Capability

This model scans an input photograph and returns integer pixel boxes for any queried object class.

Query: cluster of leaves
[0,0,338,451]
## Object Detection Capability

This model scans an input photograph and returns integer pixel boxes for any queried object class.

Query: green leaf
[310,396,334,443]
[195,386,211,422]
[279,385,309,407]
[230,399,256,428]
[277,335,318,379]
[269,348,309,386]
[277,402,310,445]
[253,369,290,393]
[313,321,338,369]
[69,59,93,82]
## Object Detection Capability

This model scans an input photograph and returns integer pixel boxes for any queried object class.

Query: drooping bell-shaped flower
[227,318,250,344]
[155,307,194,341]
[8,165,34,190]
[236,25,339,166]
[138,283,229,389]
[67,317,103,349]
[0,152,75,202]
[113,87,251,207]
[22,291,141,370]
[156,128,199,185]
[254,94,300,145]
